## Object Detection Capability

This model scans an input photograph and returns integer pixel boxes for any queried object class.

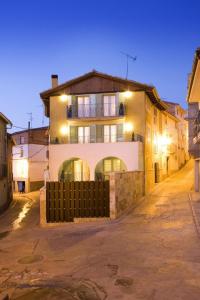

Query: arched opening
[95,156,127,181]
[58,158,90,181]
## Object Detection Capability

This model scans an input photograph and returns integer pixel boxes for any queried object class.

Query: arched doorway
[95,156,127,181]
[58,158,90,181]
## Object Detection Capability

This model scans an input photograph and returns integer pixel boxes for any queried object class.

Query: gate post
[109,173,116,219]
[40,186,47,226]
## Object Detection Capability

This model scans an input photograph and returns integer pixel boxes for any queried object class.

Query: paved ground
[1,161,200,299]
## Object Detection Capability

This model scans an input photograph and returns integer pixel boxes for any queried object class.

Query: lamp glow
[60,94,68,102]
[124,91,133,98]
[60,125,69,135]
[16,159,28,178]
[124,122,133,133]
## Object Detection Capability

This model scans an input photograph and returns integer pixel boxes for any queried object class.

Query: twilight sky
[0,0,200,131]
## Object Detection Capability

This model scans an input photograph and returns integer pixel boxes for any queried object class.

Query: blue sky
[0,0,200,130]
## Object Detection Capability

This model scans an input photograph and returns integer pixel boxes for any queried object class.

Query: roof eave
[187,48,200,102]
[0,112,12,126]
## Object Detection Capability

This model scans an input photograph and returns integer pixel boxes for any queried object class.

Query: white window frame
[104,125,117,143]
[78,126,90,144]
[78,96,92,117]
[103,95,116,117]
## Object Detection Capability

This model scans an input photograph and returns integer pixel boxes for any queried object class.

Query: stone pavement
[1,161,200,299]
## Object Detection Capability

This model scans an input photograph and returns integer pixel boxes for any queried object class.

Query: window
[20,146,24,158]
[103,95,116,116]
[104,125,117,143]
[77,96,95,117]
[78,127,90,144]
[104,159,112,172]
[20,136,25,144]
[103,158,121,173]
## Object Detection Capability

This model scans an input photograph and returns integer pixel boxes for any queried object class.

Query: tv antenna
[27,112,33,129]
[121,51,137,80]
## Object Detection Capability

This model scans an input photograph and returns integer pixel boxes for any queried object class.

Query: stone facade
[40,171,144,226]
[109,171,144,219]
[0,113,13,214]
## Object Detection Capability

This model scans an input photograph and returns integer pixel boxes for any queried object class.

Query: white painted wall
[12,144,48,183]
[49,142,143,181]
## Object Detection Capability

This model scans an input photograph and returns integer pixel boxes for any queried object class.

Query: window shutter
[115,93,119,116]
[90,125,96,143]
[96,94,103,117]
[72,96,78,117]
[96,125,103,143]
[117,124,124,142]
[90,94,96,117]
[70,126,78,143]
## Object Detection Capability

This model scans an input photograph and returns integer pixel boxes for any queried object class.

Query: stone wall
[109,171,144,219]
[188,102,200,158]
[40,171,144,226]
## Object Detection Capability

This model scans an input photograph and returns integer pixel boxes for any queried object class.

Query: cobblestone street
[1,161,200,299]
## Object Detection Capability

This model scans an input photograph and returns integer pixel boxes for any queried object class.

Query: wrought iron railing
[50,133,144,144]
[67,103,125,119]
[193,111,200,144]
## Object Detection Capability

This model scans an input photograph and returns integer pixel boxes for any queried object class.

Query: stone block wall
[188,102,200,158]
[109,171,144,219]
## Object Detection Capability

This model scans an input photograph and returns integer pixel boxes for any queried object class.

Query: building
[187,48,200,191]
[0,112,13,213]
[12,127,48,193]
[163,101,189,168]
[40,70,185,194]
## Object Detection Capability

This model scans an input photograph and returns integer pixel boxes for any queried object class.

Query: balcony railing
[67,103,125,119]
[193,112,200,144]
[50,134,143,145]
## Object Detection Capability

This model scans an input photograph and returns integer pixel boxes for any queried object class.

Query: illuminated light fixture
[160,136,171,146]
[16,159,28,178]
[60,125,69,135]
[124,90,133,98]
[60,94,68,102]
[124,122,134,133]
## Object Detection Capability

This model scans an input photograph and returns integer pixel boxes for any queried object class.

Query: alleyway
[1,161,200,299]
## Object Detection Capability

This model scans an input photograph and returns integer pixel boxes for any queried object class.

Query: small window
[20,146,23,158]
[20,136,25,144]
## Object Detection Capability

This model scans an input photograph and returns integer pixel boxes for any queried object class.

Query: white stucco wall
[13,144,48,182]
[49,142,143,181]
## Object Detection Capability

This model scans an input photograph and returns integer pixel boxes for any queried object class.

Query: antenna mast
[121,52,137,80]
[27,112,33,129]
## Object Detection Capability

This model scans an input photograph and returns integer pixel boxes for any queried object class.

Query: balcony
[50,133,143,145]
[193,112,200,144]
[67,103,125,120]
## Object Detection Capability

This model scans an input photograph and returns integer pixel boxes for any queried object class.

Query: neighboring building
[12,127,48,193]
[0,112,13,213]
[187,48,200,191]
[40,70,184,194]
[163,101,189,168]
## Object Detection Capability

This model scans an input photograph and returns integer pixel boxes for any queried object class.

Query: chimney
[51,74,58,88]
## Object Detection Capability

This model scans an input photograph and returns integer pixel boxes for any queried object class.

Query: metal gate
[46,181,110,222]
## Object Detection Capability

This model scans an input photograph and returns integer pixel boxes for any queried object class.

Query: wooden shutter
[70,126,78,143]
[90,94,96,117]
[115,93,119,116]
[90,125,96,143]
[72,96,78,118]
[117,124,124,142]
[96,125,104,143]
[96,94,103,117]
